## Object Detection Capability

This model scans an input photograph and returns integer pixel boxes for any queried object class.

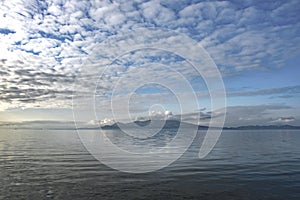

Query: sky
[0,0,299,127]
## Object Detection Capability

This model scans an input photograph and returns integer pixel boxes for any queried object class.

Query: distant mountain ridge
[100,119,195,130]
[223,124,300,130]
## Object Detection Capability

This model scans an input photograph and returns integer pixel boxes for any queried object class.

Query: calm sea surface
[0,129,299,200]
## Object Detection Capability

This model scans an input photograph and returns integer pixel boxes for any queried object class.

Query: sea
[0,129,299,199]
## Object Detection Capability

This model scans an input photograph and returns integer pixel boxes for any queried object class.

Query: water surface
[0,129,299,199]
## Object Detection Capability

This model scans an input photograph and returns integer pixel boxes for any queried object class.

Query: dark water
[0,129,300,200]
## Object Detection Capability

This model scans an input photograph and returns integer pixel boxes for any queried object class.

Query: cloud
[228,85,300,97]
[195,1,300,72]
[141,0,176,25]
[0,120,78,129]
[175,111,214,124]
[222,104,294,126]
[0,0,299,114]
[148,109,174,120]
[270,117,295,124]
[99,118,116,126]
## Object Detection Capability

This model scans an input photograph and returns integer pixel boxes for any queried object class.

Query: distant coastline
[97,120,300,130]
[1,119,299,130]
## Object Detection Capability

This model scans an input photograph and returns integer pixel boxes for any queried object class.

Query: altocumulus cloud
[0,0,299,111]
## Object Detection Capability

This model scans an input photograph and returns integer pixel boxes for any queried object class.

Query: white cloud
[141,0,175,24]
[0,0,299,119]
[99,118,115,125]
[222,105,294,127]
[270,117,295,124]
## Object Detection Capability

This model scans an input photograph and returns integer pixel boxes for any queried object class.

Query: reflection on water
[0,129,300,199]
